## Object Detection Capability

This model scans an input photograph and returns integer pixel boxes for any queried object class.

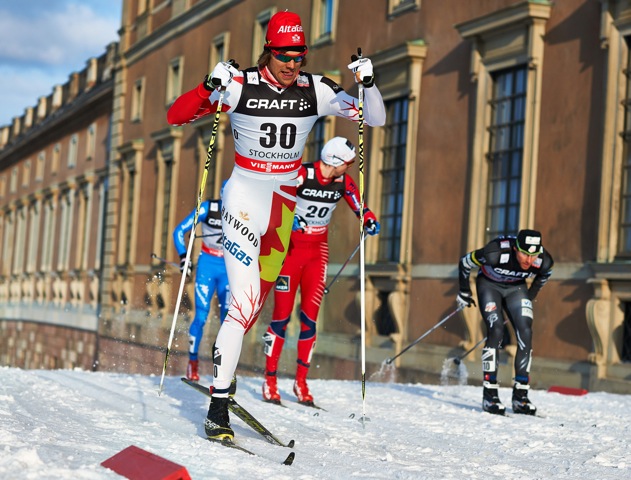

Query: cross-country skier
[173,181,230,382]
[261,137,380,406]
[457,229,554,415]
[167,10,385,440]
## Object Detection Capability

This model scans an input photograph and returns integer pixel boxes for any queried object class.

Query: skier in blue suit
[173,181,230,381]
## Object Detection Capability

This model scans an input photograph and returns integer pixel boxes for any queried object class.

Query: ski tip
[283,452,296,466]
[287,439,295,448]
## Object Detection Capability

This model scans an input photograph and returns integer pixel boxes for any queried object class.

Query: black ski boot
[512,382,536,415]
[204,396,234,440]
[482,383,506,415]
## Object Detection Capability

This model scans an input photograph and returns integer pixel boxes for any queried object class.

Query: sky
[0,1,122,127]
[1,364,630,479]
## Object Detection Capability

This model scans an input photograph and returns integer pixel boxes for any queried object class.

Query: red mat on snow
[101,445,191,480]
[547,385,588,396]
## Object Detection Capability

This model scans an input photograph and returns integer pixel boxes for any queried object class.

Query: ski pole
[353,47,369,424]
[150,253,180,270]
[453,336,486,365]
[323,235,365,294]
[385,305,464,365]
[452,317,507,365]
[159,82,226,395]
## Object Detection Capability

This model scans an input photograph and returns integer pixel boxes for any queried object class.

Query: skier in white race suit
[167,10,385,440]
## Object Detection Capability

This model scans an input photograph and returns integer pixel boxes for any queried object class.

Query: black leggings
[476,275,533,380]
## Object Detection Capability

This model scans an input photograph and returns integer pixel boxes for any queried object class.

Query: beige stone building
[2,0,631,395]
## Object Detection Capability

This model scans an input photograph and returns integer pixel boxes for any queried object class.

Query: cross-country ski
[207,437,295,465]
[181,377,295,448]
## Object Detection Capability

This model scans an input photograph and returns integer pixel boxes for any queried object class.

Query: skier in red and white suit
[167,11,385,440]
[262,137,380,406]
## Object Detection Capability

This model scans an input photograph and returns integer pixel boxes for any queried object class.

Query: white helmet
[321,137,356,167]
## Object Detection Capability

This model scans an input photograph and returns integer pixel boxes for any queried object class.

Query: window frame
[68,134,79,169]
[151,127,183,262]
[166,56,184,106]
[22,160,31,188]
[376,95,409,263]
[252,9,276,65]
[52,143,61,175]
[310,0,337,47]
[209,32,231,72]
[485,65,528,241]
[36,151,45,182]
[116,140,145,266]
[86,123,97,161]
[455,2,551,251]
[131,78,145,123]
[367,41,427,266]
[387,0,420,19]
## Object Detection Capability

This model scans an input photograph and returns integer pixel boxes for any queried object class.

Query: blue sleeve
[172,201,210,256]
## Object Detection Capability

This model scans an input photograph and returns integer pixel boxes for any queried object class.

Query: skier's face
[514,248,538,270]
[268,49,304,87]
[319,161,352,179]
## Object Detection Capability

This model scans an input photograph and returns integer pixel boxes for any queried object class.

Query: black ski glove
[456,291,476,309]
[179,253,192,278]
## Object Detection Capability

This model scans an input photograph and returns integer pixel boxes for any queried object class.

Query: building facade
[2,0,631,394]
[0,43,118,369]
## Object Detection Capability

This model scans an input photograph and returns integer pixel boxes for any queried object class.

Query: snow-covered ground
[0,365,629,479]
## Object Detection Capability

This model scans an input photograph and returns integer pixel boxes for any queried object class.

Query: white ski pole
[159,84,226,395]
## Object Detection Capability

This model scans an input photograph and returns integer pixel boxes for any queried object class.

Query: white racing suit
[168,66,385,396]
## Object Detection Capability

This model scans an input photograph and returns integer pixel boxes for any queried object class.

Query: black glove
[179,253,192,278]
[456,291,476,309]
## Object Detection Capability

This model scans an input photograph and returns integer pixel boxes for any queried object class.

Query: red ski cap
[265,11,307,51]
